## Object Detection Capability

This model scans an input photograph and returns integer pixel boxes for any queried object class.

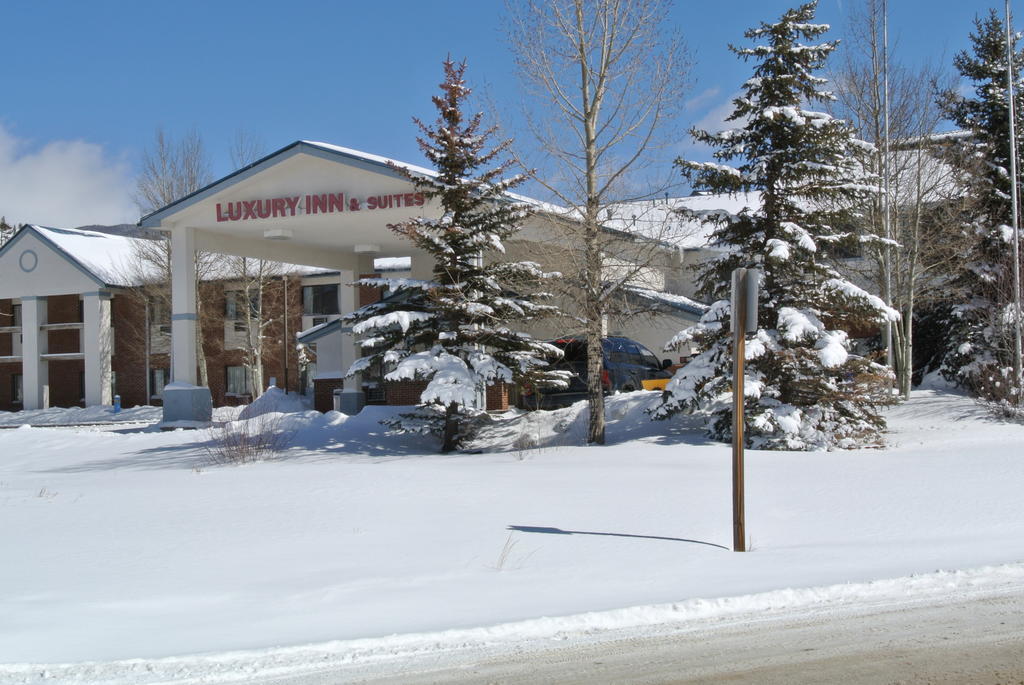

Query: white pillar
[170,226,198,385]
[21,296,48,410]
[338,268,364,413]
[82,291,112,406]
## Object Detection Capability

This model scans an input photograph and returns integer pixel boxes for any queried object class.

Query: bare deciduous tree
[830,0,966,398]
[224,131,282,399]
[507,0,690,444]
[0,216,15,247]
[133,127,218,388]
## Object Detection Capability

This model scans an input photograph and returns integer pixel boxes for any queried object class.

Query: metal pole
[144,298,151,403]
[882,0,895,376]
[283,275,289,394]
[732,268,747,553]
[1007,0,1024,394]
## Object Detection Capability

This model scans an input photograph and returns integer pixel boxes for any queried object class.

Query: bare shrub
[488,533,535,571]
[204,413,294,465]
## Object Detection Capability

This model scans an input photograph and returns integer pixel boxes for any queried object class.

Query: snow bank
[1,389,1023,673]
[237,386,311,420]
[2,563,1021,684]
[0,404,161,428]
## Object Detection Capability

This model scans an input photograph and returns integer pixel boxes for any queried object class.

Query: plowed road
[258,588,1024,684]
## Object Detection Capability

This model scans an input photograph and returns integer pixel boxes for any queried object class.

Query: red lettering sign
[214,189,424,221]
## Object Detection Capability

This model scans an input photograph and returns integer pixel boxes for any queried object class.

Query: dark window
[77,299,84,323]
[303,284,339,315]
[11,304,21,327]
[226,290,257,319]
[11,374,22,404]
[226,365,250,396]
[608,339,640,364]
[149,299,170,335]
[638,346,661,369]
[151,368,168,398]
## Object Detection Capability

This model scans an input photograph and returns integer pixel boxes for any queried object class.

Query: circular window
[19,249,38,273]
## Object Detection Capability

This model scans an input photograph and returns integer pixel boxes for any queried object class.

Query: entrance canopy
[140,140,440,270]
[141,140,455,420]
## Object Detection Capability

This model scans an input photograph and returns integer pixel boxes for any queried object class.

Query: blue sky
[0,0,1007,227]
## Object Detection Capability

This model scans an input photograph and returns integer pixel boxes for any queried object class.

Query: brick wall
[384,379,429,406]
[48,359,84,407]
[381,380,510,410]
[47,295,81,356]
[359,273,384,307]
[486,383,510,411]
[0,362,18,409]
[110,293,149,408]
[0,275,309,412]
[313,377,345,413]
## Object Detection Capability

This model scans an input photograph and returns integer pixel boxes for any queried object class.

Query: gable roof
[138,140,448,229]
[0,225,155,288]
[602,191,762,250]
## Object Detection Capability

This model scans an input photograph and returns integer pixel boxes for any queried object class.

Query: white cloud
[684,86,722,112]
[692,90,743,134]
[0,124,137,228]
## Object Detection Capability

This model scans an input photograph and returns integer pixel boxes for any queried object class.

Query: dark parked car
[521,335,673,409]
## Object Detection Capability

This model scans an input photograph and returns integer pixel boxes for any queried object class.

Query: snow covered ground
[1,389,1022,683]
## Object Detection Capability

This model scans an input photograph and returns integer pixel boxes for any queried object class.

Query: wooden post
[732,268,747,553]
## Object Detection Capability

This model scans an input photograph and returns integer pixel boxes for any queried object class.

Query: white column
[83,291,112,406]
[170,226,198,385]
[21,296,48,410]
[338,268,364,413]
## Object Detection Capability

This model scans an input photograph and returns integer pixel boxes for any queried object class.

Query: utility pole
[731,268,760,553]
[882,0,895,377]
[283,275,290,394]
[1006,0,1024,395]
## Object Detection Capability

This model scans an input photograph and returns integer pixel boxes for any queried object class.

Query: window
[225,290,259,332]
[149,299,170,335]
[608,340,641,364]
[639,346,662,369]
[151,368,168,398]
[226,365,250,396]
[11,374,22,404]
[303,284,339,315]
[11,304,21,328]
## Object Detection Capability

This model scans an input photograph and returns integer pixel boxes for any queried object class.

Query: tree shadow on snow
[43,408,445,473]
[42,438,211,472]
[508,525,728,550]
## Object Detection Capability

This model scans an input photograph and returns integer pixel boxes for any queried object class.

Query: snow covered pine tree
[344,58,567,453]
[653,1,898,450]
[936,10,1024,405]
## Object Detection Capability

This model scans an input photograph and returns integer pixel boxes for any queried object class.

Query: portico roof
[136,141,470,268]
[138,141,439,229]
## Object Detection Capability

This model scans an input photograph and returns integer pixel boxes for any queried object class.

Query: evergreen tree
[0,217,14,247]
[936,10,1024,402]
[344,59,567,453]
[654,1,897,450]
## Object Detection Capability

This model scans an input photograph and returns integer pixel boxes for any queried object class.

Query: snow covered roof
[375,256,411,272]
[296,317,343,344]
[8,225,339,288]
[624,286,710,317]
[601,192,762,250]
[301,141,438,181]
[140,140,557,229]
[27,225,156,288]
